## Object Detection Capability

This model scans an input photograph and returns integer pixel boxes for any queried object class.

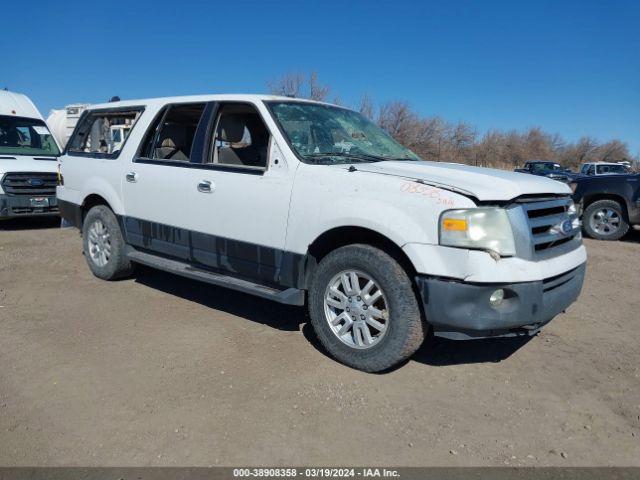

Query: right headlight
[439,208,516,256]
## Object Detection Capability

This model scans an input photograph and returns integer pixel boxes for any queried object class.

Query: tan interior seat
[155,124,189,160]
[215,110,268,167]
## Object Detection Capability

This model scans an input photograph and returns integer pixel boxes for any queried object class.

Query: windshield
[0,115,60,156]
[531,162,562,173]
[596,164,628,174]
[268,102,420,164]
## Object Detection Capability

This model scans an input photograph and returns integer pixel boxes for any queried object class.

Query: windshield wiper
[302,152,388,164]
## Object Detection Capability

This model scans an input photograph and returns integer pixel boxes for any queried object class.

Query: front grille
[10,206,59,215]
[520,197,579,255]
[1,172,58,196]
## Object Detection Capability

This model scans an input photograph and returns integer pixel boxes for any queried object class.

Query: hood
[350,161,572,201]
[0,155,58,176]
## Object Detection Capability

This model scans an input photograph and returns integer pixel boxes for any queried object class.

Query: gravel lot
[1,218,639,467]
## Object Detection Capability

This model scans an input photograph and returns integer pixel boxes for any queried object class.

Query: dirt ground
[0,218,639,467]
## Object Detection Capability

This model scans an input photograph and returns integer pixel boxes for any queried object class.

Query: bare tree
[414,117,446,160]
[559,136,599,169]
[309,72,330,101]
[446,121,477,164]
[265,72,634,171]
[377,101,422,150]
[268,71,330,101]
[475,130,506,168]
[268,72,305,97]
[523,127,554,160]
[596,139,629,162]
[358,93,375,120]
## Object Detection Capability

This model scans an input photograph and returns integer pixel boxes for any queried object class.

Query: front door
[187,102,298,287]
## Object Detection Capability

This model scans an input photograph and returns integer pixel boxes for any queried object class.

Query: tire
[308,244,426,372]
[582,199,629,241]
[82,205,133,280]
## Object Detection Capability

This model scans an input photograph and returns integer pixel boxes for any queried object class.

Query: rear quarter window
[66,107,144,158]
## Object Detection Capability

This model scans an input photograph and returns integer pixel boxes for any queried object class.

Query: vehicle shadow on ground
[135,266,532,368]
[409,333,532,367]
[0,217,61,231]
[133,265,306,332]
[622,227,640,244]
[301,324,531,370]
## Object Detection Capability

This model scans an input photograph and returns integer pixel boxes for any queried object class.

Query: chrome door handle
[197,180,213,193]
[125,172,138,183]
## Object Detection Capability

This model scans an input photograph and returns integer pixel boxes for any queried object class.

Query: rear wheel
[308,244,426,372]
[82,205,133,280]
[582,199,629,241]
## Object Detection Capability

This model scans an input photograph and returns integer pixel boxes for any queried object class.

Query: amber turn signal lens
[442,218,468,231]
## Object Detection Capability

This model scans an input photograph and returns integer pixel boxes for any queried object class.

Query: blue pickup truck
[571,173,640,240]
[515,160,574,183]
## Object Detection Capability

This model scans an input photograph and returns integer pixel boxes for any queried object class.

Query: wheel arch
[303,226,417,288]
[78,194,117,229]
[582,193,630,220]
[83,193,111,211]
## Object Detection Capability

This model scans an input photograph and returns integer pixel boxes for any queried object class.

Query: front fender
[285,164,476,255]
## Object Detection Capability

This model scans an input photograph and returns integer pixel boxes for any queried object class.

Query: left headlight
[439,208,516,256]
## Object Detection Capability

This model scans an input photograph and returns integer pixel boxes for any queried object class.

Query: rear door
[121,102,210,260]
[186,102,298,287]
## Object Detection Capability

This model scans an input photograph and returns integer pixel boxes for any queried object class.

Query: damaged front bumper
[415,262,586,340]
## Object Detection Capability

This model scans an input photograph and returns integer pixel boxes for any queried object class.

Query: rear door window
[138,103,206,162]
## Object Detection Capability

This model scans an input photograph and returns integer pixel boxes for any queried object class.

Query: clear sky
[3,0,639,154]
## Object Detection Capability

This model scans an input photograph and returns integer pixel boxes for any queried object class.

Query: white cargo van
[0,90,61,220]
[57,94,587,372]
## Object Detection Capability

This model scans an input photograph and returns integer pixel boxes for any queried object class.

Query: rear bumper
[416,262,586,340]
[0,194,59,219]
[58,199,83,228]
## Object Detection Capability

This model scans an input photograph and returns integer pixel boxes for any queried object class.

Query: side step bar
[127,249,305,306]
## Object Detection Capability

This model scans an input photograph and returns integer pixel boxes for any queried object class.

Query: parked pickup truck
[57,95,587,372]
[514,160,573,183]
[571,173,640,240]
[578,162,630,176]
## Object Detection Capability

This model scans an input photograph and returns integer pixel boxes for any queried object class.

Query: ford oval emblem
[561,219,573,235]
[28,178,45,187]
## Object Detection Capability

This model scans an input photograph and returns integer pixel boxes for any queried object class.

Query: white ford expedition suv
[57,95,587,372]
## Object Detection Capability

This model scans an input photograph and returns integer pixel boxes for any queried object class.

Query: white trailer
[46,104,91,149]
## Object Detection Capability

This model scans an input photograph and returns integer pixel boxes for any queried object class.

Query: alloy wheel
[323,270,389,349]
[589,208,621,235]
[87,219,112,267]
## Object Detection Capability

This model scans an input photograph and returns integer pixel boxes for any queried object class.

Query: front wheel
[582,199,629,241]
[308,244,426,372]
